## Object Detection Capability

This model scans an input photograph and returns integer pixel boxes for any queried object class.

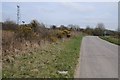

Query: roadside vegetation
[99,36,120,45]
[2,19,119,78]
[2,20,83,78]
[3,34,83,78]
[83,23,120,45]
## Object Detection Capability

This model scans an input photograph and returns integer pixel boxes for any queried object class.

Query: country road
[75,36,118,78]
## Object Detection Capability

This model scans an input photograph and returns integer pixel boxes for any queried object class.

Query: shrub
[67,34,71,38]
[63,30,70,35]
[15,25,35,40]
[2,20,17,31]
[56,31,64,39]
[49,36,58,42]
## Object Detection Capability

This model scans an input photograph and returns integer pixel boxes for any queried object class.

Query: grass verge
[3,34,83,78]
[99,36,120,45]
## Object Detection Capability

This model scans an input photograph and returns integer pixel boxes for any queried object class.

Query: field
[100,36,120,45]
[3,34,83,78]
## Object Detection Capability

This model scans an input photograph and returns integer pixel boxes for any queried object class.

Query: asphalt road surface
[75,36,118,78]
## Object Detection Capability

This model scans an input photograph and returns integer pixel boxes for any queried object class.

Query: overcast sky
[2,2,118,30]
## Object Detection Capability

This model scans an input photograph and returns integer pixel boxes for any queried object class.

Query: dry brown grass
[2,30,39,56]
[2,26,75,57]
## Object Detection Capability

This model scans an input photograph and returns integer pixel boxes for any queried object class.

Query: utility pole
[17,5,20,25]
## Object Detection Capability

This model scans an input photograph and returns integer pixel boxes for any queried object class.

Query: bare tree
[93,23,105,36]
[96,23,105,30]
[68,24,80,31]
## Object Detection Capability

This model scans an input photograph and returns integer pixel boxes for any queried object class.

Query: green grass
[100,36,120,45]
[3,34,83,78]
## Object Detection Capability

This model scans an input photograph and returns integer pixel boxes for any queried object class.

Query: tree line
[1,20,119,38]
[84,23,119,38]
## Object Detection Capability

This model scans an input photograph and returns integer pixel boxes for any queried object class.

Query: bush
[62,30,71,38]
[56,30,71,39]
[67,34,71,38]
[2,20,17,31]
[15,25,35,40]
[56,31,64,39]
[49,36,58,42]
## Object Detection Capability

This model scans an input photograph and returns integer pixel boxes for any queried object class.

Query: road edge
[74,37,84,78]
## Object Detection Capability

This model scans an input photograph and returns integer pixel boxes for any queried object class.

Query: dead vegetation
[2,20,80,57]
